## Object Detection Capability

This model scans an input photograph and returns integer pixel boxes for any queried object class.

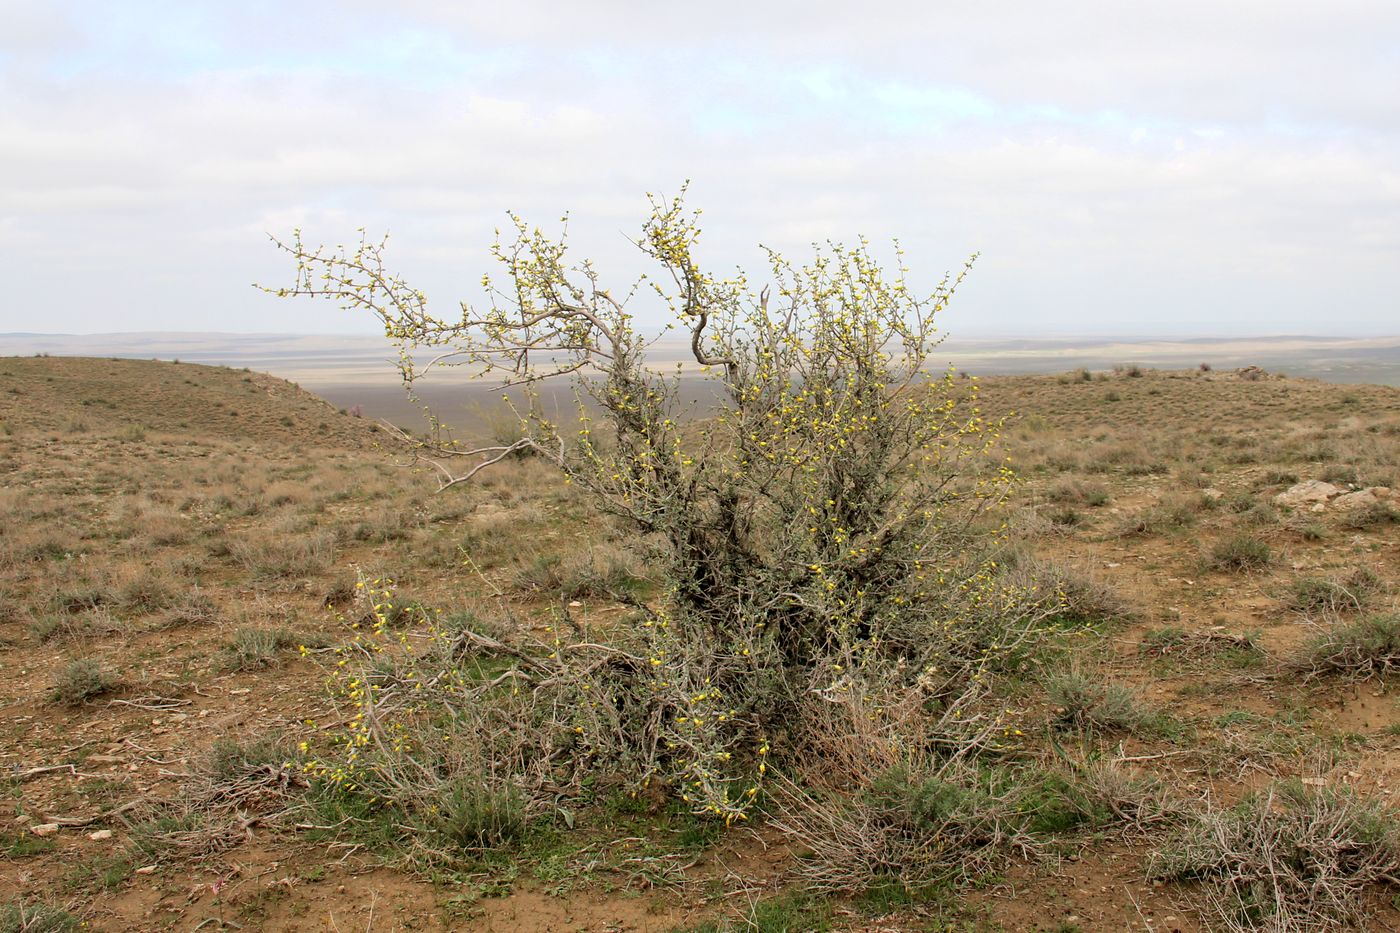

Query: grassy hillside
[3,358,1400,932]
[0,355,373,446]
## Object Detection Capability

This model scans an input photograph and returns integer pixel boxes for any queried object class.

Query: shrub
[1340,500,1400,530]
[1008,557,1134,627]
[771,761,1028,893]
[1140,627,1259,664]
[1207,535,1272,572]
[117,574,177,613]
[222,626,301,671]
[1224,493,1256,514]
[29,607,122,644]
[1289,519,1327,541]
[1117,497,1198,537]
[1285,569,1379,615]
[1045,478,1110,507]
[275,192,1060,829]
[1149,782,1400,932]
[162,590,219,628]
[513,547,651,600]
[50,659,119,705]
[1043,668,1160,737]
[1300,614,1400,678]
[772,755,1172,896]
[123,739,308,863]
[1321,463,1359,486]
[433,778,525,851]
[228,530,334,579]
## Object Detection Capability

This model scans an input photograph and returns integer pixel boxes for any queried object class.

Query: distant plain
[5,332,1400,437]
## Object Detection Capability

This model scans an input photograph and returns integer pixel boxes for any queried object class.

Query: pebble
[88,829,113,841]
[30,823,60,836]
[135,865,157,875]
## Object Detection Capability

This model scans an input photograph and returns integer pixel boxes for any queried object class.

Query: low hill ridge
[0,356,376,448]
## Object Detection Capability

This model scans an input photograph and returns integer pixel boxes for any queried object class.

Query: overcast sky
[2,1,1397,337]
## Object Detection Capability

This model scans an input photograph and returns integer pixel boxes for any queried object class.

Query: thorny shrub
[277,192,1071,852]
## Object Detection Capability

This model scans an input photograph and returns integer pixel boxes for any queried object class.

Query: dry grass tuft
[1043,668,1162,737]
[49,659,121,706]
[1149,781,1400,932]
[123,738,307,863]
[1297,614,1400,679]
[1284,569,1381,615]
[770,763,1034,894]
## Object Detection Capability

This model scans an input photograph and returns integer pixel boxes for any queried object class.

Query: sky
[1,1,1397,337]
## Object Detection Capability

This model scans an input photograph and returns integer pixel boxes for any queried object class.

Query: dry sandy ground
[3,356,1400,931]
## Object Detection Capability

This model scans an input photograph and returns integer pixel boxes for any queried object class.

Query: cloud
[0,1,1395,335]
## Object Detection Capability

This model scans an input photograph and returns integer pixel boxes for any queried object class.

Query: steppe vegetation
[3,350,1400,926]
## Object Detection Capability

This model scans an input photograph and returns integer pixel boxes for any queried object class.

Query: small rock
[135,865,157,875]
[1332,488,1386,512]
[567,600,583,608]
[30,823,60,837]
[88,829,113,841]
[1275,480,1342,509]
[14,814,31,825]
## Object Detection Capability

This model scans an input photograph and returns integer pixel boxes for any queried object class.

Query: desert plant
[50,659,119,705]
[0,902,81,933]
[770,761,1032,894]
[1149,781,1400,932]
[1321,463,1359,486]
[1043,668,1159,737]
[124,738,309,863]
[162,590,219,627]
[432,778,525,851]
[771,754,1175,895]
[1340,500,1400,529]
[273,191,1057,824]
[1207,535,1272,572]
[1117,496,1198,537]
[1007,557,1134,627]
[1299,614,1400,678]
[1140,627,1259,664]
[1045,478,1110,507]
[228,529,334,579]
[1285,570,1380,615]
[223,625,301,671]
